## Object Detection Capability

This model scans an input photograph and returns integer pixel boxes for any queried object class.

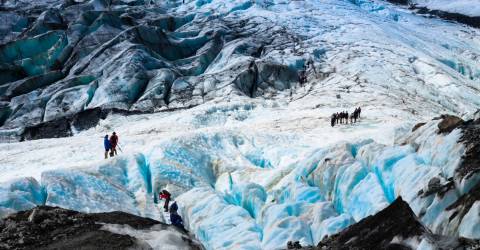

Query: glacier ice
[0,0,480,249]
[2,115,478,249]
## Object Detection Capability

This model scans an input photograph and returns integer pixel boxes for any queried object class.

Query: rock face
[437,114,464,134]
[457,117,480,179]
[0,206,202,250]
[315,197,478,250]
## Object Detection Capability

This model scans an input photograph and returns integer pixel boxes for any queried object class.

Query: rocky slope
[0,205,202,250]
[314,197,479,249]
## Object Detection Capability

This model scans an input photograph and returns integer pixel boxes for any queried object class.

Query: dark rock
[447,181,480,224]
[386,0,410,5]
[287,241,303,249]
[316,197,424,250]
[314,197,477,250]
[71,107,109,131]
[0,206,202,250]
[456,117,480,179]
[38,230,139,250]
[420,177,455,198]
[88,211,163,230]
[437,114,464,134]
[21,117,72,141]
[411,122,426,132]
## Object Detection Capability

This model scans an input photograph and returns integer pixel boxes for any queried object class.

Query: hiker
[353,108,358,123]
[357,107,361,118]
[109,132,118,156]
[298,70,306,86]
[345,111,349,124]
[159,190,171,212]
[169,202,186,231]
[331,113,336,127]
[103,135,111,159]
[170,211,186,231]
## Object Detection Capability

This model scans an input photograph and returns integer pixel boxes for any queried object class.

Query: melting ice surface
[1,0,480,249]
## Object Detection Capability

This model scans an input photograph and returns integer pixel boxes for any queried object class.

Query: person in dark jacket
[104,135,111,159]
[170,211,185,231]
[169,202,186,232]
[170,201,178,213]
[159,190,171,212]
[109,132,119,156]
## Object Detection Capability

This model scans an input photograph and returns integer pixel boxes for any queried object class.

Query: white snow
[459,201,480,239]
[409,0,480,17]
[101,223,197,250]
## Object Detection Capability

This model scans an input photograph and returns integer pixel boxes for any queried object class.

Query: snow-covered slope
[408,0,480,17]
[1,0,480,249]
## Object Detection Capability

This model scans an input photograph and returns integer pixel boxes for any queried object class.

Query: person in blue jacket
[104,135,111,159]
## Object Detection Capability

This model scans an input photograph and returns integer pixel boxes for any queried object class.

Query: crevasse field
[1,0,480,249]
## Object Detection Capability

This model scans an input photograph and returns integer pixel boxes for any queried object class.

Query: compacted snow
[1,0,480,249]
[409,0,480,17]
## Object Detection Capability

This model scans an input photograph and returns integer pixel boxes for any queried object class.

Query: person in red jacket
[109,132,119,156]
[159,190,171,212]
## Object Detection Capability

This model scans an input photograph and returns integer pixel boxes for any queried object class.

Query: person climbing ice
[169,201,186,232]
[103,135,111,159]
[109,132,119,157]
[159,189,171,212]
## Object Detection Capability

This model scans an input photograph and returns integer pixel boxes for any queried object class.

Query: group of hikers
[330,107,362,127]
[101,132,185,230]
[159,189,186,232]
[103,132,119,159]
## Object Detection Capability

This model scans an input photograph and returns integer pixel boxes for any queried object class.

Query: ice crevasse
[1,118,479,249]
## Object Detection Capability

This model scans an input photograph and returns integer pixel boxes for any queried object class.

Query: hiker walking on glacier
[159,190,172,212]
[103,135,111,159]
[109,132,119,156]
[169,202,187,232]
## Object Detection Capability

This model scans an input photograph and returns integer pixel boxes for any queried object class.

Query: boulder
[437,114,463,134]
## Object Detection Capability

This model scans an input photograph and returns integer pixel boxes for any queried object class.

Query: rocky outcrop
[457,117,480,179]
[437,114,464,134]
[411,122,426,132]
[314,197,478,250]
[0,206,202,250]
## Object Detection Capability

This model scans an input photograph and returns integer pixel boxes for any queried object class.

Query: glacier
[0,0,480,249]
[1,111,479,249]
